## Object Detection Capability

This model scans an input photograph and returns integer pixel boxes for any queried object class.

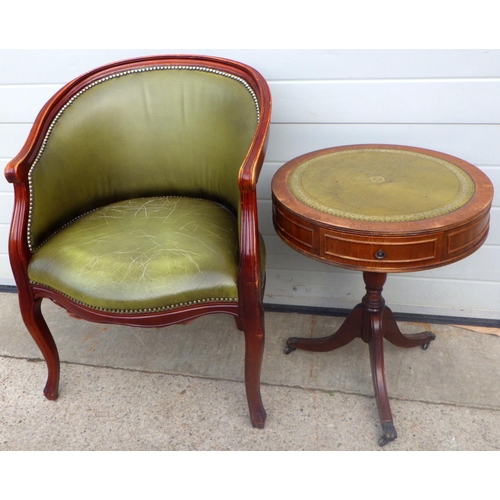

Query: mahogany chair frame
[5,55,272,429]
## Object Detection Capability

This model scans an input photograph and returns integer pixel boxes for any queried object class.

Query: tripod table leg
[285,305,362,354]
[362,272,397,446]
[367,310,397,446]
[382,307,436,349]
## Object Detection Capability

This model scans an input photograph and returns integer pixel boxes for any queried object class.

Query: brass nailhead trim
[27,65,260,252]
[30,281,238,314]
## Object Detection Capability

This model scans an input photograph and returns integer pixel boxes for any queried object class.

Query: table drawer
[322,231,440,270]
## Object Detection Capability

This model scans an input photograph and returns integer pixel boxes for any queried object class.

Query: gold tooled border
[288,148,475,222]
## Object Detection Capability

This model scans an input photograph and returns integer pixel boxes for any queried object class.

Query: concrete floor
[1,291,500,451]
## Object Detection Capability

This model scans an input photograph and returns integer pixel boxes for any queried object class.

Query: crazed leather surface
[28,197,243,311]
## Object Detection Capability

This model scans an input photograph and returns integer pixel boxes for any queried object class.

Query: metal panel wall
[1,49,499,319]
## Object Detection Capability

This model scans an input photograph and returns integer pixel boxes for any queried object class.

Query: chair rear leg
[20,297,60,400]
[242,307,266,429]
[234,316,244,331]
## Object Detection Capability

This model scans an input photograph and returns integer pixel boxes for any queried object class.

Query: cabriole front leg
[20,297,60,400]
[242,307,266,429]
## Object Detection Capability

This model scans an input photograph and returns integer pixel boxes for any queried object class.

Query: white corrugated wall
[1,49,499,320]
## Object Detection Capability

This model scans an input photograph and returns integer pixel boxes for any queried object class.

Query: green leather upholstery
[6,56,271,428]
[26,65,263,312]
[29,68,258,250]
[28,197,240,311]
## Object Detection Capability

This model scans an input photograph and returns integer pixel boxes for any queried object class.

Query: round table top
[287,147,475,223]
[272,144,493,272]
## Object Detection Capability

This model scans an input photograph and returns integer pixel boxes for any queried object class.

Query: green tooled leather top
[288,149,475,222]
[28,67,258,250]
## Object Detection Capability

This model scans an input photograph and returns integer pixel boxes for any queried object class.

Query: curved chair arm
[236,65,271,313]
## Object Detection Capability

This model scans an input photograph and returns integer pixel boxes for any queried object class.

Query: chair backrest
[26,57,264,251]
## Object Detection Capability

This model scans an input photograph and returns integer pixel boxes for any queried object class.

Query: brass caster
[378,422,397,447]
[284,337,298,355]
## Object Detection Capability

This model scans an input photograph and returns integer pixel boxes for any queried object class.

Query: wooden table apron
[271,144,494,446]
[272,145,492,274]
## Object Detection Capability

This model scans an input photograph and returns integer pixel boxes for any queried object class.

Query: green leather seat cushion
[28,197,243,312]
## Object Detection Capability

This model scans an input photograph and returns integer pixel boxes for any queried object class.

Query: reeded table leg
[285,271,435,446]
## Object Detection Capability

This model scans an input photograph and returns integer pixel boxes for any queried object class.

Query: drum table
[271,144,493,446]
